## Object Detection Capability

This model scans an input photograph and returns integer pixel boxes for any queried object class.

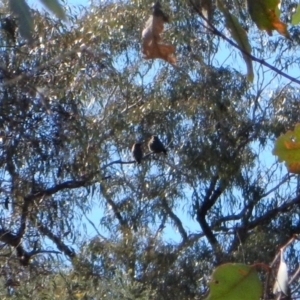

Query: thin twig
[161,197,188,242]
[188,0,300,86]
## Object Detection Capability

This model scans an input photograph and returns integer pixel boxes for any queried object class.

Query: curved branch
[161,197,188,242]
[229,194,300,254]
[195,176,224,260]
[0,229,29,265]
[35,221,76,260]
[0,228,61,266]
[24,177,95,203]
[248,195,300,230]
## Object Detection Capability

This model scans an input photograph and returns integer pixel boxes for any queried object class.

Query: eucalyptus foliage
[0,0,300,299]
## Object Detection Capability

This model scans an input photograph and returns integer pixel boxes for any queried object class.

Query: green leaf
[40,0,66,20]
[205,263,262,300]
[217,1,254,82]
[291,4,300,25]
[273,123,300,174]
[247,0,289,37]
[9,0,33,42]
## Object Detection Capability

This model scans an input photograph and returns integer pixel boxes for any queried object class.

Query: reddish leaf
[247,0,289,37]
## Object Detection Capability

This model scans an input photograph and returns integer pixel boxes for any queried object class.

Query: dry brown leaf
[142,2,176,64]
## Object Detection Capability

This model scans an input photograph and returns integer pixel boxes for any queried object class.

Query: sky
[43,0,203,243]
[29,0,85,5]
[25,0,296,247]
[28,0,87,11]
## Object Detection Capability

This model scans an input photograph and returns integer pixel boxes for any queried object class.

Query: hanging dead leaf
[142,2,176,64]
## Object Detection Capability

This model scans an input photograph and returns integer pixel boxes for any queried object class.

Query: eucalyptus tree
[0,0,300,299]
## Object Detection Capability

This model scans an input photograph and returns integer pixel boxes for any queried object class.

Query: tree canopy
[1,0,300,299]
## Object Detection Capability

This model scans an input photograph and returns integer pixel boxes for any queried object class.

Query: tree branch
[0,229,29,265]
[0,228,61,266]
[101,152,154,169]
[177,233,205,253]
[24,177,94,203]
[229,195,300,255]
[161,197,188,242]
[248,195,300,230]
[188,0,300,86]
[35,221,76,260]
[105,197,127,227]
[195,176,224,261]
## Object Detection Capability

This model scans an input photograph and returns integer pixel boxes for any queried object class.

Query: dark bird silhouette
[132,143,143,164]
[148,135,167,155]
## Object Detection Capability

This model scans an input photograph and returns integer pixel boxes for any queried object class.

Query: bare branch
[248,195,300,230]
[0,228,61,266]
[105,197,127,227]
[35,221,76,260]
[262,174,293,198]
[177,233,205,253]
[161,197,188,242]
[195,176,224,260]
[101,152,154,169]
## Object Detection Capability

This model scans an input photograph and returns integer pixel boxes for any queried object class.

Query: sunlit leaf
[273,123,300,173]
[9,0,33,42]
[247,0,289,37]
[40,0,66,20]
[291,4,300,25]
[217,1,253,82]
[273,250,289,296]
[205,263,262,300]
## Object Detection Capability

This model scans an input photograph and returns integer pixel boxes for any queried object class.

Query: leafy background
[0,0,300,299]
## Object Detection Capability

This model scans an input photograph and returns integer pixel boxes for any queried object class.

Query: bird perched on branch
[148,135,167,155]
[132,143,143,164]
